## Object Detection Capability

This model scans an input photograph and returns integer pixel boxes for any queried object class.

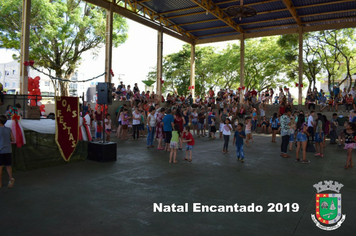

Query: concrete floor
[1,133,355,236]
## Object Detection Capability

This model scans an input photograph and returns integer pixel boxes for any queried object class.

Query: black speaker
[87,141,117,162]
[97,82,112,105]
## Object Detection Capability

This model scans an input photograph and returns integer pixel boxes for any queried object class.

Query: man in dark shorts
[0,115,15,188]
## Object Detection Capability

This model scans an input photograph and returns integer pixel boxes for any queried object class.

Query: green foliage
[0,0,128,95]
[146,28,356,96]
[278,29,356,92]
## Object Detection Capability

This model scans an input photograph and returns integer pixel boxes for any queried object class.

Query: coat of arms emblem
[311,180,346,230]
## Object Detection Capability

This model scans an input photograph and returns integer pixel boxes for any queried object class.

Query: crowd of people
[1,83,355,189]
[83,83,356,170]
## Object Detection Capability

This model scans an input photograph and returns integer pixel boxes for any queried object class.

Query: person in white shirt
[308,111,315,142]
[132,108,141,140]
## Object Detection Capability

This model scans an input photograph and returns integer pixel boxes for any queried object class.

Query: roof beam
[84,0,195,43]
[196,18,356,44]
[189,0,245,33]
[301,8,356,18]
[281,0,303,26]
[239,16,294,26]
[160,6,201,15]
[187,25,230,33]
[165,11,206,20]
[166,8,287,20]
[177,18,220,27]
[295,0,354,9]
[216,0,280,7]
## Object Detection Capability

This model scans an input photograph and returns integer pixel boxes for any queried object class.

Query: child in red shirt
[183,126,195,162]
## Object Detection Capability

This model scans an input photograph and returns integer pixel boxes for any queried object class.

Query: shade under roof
[85,0,356,44]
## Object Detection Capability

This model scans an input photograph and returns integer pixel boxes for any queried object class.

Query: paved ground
[1,132,355,236]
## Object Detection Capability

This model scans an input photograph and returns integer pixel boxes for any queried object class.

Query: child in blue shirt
[233,123,246,163]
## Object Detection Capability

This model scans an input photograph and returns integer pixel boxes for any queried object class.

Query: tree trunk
[59,81,69,96]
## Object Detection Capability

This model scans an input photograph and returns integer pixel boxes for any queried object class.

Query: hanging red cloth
[11,114,25,148]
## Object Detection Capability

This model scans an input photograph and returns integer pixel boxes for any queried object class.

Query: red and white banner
[55,96,79,161]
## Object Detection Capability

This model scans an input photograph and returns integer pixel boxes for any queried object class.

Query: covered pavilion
[19,0,356,103]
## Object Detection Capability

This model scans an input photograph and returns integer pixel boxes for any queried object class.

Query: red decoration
[29,60,34,66]
[242,86,246,90]
[238,87,241,91]
[23,61,29,66]
[300,84,303,88]
[188,86,191,90]
[110,69,114,77]
[296,83,299,87]
[192,86,194,89]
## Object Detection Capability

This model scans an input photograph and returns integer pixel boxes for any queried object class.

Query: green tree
[148,44,217,97]
[0,0,128,95]
[244,37,289,91]
[316,29,356,91]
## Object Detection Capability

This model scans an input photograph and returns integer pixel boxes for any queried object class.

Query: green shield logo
[316,193,342,225]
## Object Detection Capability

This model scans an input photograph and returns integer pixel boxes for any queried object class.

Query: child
[120,109,130,141]
[183,126,195,162]
[295,113,310,164]
[327,96,334,112]
[0,115,15,188]
[210,117,217,139]
[342,121,355,169]
[222,118,232,153]
[105,114,112,142]
[314,113,325,157]
[96,121,103,141]
[252,108,258,132]
[270,113,279,143]
[289,112,297,151]
[245,117,253,146]
[233,123,246,163]
[169,124,181,163]
[139,110,146,138]
[260,116,267,134]
[259,102,265,118]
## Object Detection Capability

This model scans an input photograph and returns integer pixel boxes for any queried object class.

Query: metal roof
[85,0,356,44]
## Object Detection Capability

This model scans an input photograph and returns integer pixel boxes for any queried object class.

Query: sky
[0,18,233,92]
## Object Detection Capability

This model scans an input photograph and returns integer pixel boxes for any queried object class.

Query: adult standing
[280,108,291,158]
[307,111,315,142]
[162,109,175,152]
[146,106,156,148]
[155,108,165,150]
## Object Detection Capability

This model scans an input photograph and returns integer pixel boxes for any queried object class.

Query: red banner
[55,96,79,161]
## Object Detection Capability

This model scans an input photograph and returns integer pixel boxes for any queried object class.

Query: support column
[105,3,114,84]
[190,43,196,100]
[20,0,31,95]
[156,27,163,103]
[240,35,245,104]
[298,27,303,105]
